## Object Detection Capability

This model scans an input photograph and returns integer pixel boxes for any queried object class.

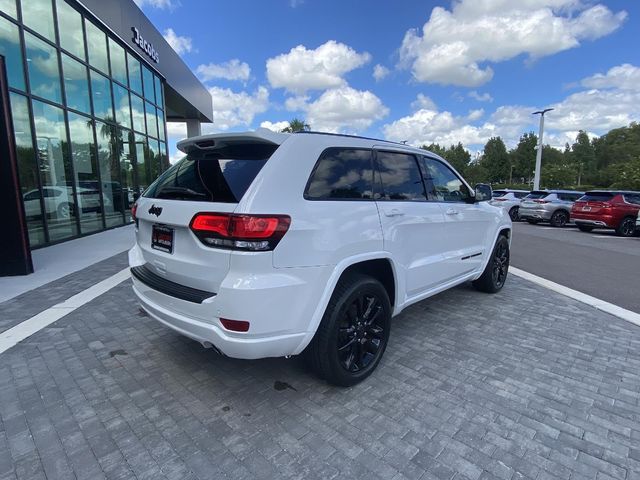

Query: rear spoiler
[177,129,289,154]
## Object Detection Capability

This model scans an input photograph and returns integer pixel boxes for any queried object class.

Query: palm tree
[281,118,311,133]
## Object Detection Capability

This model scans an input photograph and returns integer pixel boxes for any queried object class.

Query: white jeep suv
[129,130,511,386]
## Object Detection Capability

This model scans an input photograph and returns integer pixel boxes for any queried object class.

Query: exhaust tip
[202,341,224,356]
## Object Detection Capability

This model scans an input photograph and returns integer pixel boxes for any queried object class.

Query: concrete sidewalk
[1,258,639,480]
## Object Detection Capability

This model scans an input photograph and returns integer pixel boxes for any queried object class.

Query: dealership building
[0,0,212,274]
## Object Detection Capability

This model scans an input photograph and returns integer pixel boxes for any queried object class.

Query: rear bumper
[129,245,328,359]
[571,214,615,228]
[519,207,552,220]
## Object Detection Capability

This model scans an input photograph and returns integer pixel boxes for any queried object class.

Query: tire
[57,202,73,219]
[577,225,593,232]
[550,210,569,228]
[615,216,636,237]
[306,274,391,387]
[508,206,519,222]
[526,219,540,225]
[472,235,510,294]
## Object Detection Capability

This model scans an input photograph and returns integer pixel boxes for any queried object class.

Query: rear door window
[375,151,426,201]
[524,191,547,200]
[304,148,373,200]
[144,143,276,203]
[624,194,640,205]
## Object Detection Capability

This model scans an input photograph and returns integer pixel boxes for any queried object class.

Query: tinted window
[376,151,425,201]
[57,0,84,59]
[144,144,277,203]
[624,194,640,205]
[492,190,507,198]
[580,192,614,202]
[25,32,62,104]
[515,192,528,199]
[90,71,113,120]
[524,191,547,200]
[62,54,90,114]
[0,16,25,90]
[423,158,471,203]
[22,0,55,42]
[305,148,373,200]
[85,20,109,74]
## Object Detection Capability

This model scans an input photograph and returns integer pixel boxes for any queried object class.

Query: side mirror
[474,183,492,202]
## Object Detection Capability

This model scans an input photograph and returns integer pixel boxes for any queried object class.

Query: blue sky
[135,0,640,160]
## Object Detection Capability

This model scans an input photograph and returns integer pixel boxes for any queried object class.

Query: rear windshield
[524,191,547,200]
[143,143,276,203]
[580,192,615,202]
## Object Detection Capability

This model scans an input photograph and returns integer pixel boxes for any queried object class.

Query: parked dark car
[571,191,640,237]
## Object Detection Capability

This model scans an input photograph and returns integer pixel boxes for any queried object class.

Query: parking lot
[511,222,640,313]
[2,243,640,480]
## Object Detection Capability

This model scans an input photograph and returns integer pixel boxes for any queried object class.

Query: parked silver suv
[519,190,584,227]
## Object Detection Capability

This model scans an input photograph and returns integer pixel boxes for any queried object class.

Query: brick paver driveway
[1,260,639,480]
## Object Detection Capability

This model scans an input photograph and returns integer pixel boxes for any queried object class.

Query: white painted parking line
[590,235,627,239]
[510,267,640,327]
[0,268,130,355]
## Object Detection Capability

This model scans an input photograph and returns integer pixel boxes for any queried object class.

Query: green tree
[481,137,510,183]
[571,130,596,186]
[281,118,310,133]
[421,142,470,174]
[509,132,537,183]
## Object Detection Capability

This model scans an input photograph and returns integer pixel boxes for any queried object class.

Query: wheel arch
[292,253,399,355]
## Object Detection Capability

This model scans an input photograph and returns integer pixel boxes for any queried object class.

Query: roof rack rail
[294,130,409,147]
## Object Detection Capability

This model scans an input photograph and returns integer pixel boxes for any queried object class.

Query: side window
[515,192,527,199]
[423,158,471,203]
[376,151,426,201]
[624,194,640,205]
[24,191,40,200]
[305,148,373,200]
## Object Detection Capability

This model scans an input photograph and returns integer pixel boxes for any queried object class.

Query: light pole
[532,108,553,190]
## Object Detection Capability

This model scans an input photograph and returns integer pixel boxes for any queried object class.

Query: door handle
[384,208,404,217]
[445,208,460,215]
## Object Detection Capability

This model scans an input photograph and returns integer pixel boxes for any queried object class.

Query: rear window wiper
[155,186,209,199]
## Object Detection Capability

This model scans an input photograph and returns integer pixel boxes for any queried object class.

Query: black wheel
[577,225,594,232]
[56,202,74,219]
[526,219,540,225]
[550,210,569,227]
[306,274,391,387]
[616,217,636,237]
[508,206,519,222]
[473,235,510,293]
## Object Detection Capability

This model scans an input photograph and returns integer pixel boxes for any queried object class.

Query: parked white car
[23,186,105,219]
[129,130,512,385]
[489,189,529,221]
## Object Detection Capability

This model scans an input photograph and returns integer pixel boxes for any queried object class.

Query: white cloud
[266,40,371,94]
[284,96,310,112]
[383,63,640,149]
[135,0,178,10]
[163,28,192,55]
[411,94,437,111]
[303,86,389,133]
[399,1,627,87]
[166,122,187,138]
[196,59,251,82]
[373,64,390,82]
[289,0,304,7]
[208,86,270,131]
[468,91,494,102]
[260,120,290,132]
[581,63,640,91]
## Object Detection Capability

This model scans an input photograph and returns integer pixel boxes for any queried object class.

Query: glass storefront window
[68,112,103,234]
[142,64,154,103]
[56,0,84,60]
[113,83,132,130]
[25,32,62,104]
[127,52,142,95]
[159,141,168,171]
[95,121,124,227]
[62,54,90,114]
[85,20,108,74]
[154,76,163,108]
[109,38,127,86]
[147,137,160,181]
[21,0,55,42]
[0,16,25,90]
[117,127,135,221]
[130,93,145,133]
[90,70,113,120]
[145,101,157,139]
[0,0,17,19]
[134,134,148,193]
[11,93,46,247]
[157,109,165,141]
[32,99,78,241]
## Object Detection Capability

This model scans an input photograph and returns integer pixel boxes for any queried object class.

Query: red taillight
[190,213,291,251]
[131,202,138,219]
[220,318,250,332]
